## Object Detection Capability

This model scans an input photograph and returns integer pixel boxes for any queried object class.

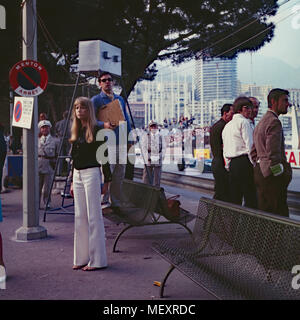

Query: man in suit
[38,120,59,209]
[251,88,292,217]
[209,104,233,201]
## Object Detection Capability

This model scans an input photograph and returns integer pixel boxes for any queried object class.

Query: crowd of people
[162,115,195,130]
[210,89,292,218]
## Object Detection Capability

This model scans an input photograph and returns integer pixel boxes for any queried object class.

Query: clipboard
[97,99,126,127]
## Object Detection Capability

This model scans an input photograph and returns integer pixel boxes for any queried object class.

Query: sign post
[14,0,47,241]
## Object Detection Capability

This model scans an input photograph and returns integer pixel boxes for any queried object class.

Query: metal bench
[152,197,300,300]
[103,179,195,252]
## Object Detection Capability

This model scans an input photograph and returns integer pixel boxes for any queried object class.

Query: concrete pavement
[0,186,215,300]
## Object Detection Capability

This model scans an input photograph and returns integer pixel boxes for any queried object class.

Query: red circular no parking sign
[9,60,48,97]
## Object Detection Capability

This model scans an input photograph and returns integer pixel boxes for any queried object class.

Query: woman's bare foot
[82,266,107,271]
[72,265,86,270]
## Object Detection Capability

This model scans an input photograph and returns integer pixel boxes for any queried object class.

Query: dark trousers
[228,155,257,209]
[212,157,230,202]
[254,164,290,217]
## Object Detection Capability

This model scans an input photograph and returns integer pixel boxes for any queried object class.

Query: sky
[156,0,300,87]
[250,0,300,69]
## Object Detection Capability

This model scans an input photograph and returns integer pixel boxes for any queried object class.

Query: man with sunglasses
[91,71,132,213]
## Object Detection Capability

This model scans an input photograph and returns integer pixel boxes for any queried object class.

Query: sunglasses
[100,78,113,83]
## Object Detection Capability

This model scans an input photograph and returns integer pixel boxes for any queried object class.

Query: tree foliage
[0,0,279,127]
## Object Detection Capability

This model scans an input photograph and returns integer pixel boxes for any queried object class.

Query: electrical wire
[155,1,300,78]
[214,8,298,58]
[36,11,73,68]
[48,81,91,87]
[156,0,296,75]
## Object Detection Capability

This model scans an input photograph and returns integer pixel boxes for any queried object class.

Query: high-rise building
[129,75,194,126]
[195,57,238,103]
[188,99,230,127]
[289,88,300,107]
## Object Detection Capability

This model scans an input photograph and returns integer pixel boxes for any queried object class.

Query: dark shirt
[71,125,111,182]
[210,118,226,159]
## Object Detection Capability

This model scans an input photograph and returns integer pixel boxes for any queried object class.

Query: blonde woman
[70,97,111,271]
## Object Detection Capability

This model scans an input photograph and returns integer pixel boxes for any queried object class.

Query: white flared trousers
[73,167,107,268]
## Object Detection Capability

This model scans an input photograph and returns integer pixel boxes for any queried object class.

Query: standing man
[251,89,292,217]
[249,96,260,129]
[91,72,132,212]
[38,120,59,209]
[222,97,256,208]
[141,120,163,187]
[209,104,233,201]
[55,110,72,176]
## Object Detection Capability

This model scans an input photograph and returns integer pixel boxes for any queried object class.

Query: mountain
[238,54,300,89]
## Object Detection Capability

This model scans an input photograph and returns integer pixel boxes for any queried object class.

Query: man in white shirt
[249,96,260,129]
[222,97,257,208]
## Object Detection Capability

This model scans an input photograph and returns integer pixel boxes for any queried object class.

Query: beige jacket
[251,110,292,180]
[38,135,59,174]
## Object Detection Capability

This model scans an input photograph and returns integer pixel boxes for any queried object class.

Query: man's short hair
[249,96,258,101]
[221,104,232,116]
[232,96,253,114]
[267,88,289,108]
[98,71,112,81]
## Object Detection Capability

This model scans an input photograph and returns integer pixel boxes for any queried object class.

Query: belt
[230,154,248,160]
[38,155,56,159]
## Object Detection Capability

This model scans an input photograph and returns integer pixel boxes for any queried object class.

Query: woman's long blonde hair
[69,97,97,144]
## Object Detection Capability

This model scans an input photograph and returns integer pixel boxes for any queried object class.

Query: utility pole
[15,0,47,241]
[9,89,13,136]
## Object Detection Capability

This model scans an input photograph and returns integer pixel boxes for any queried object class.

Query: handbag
[166,195,181,220]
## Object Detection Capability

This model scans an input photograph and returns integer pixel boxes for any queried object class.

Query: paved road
[0,160,299,301]
[136,159,300,192]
